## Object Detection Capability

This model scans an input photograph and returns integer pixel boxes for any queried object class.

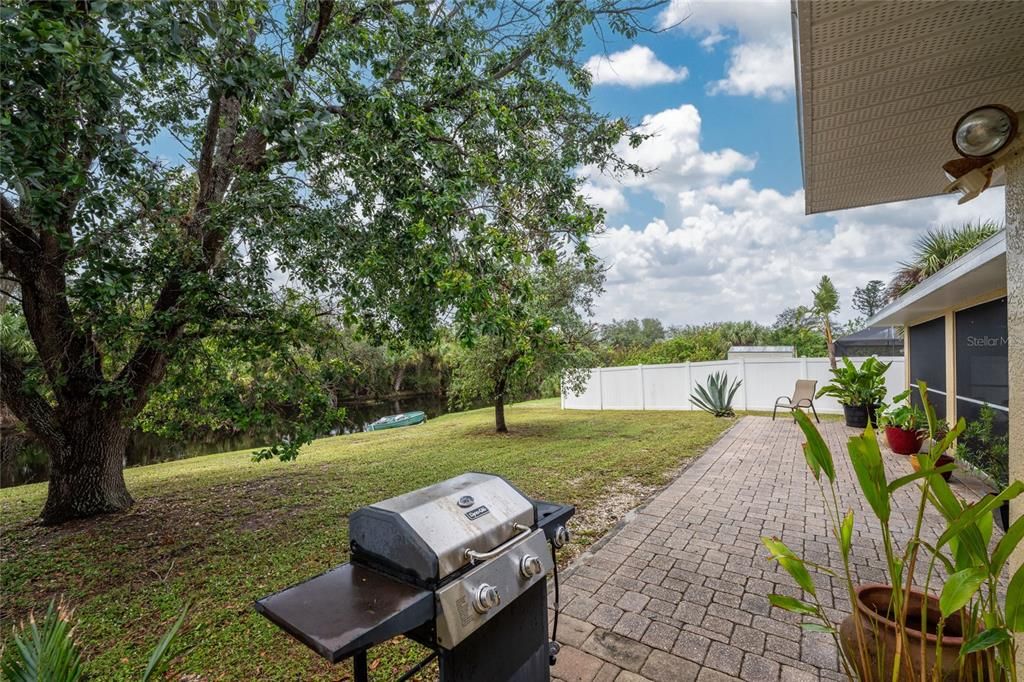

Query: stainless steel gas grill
[255,473,574,682]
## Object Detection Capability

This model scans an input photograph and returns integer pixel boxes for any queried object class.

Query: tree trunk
[825,320,837,369]
[494,394,507,433]
[393,365,407,394]
[41,415,133,525]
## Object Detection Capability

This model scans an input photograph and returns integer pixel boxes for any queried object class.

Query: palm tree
[813,276,840,369]
[887,221,1002,300]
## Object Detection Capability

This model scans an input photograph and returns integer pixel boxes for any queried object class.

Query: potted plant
[877,389,926,455]
[910,418,955,481]
[816,356,891,428]
[762,382,1024,681]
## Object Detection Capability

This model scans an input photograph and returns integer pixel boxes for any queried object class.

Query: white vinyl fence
[561,357,905,415]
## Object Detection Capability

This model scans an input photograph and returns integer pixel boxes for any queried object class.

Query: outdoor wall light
[943,103,1023,204]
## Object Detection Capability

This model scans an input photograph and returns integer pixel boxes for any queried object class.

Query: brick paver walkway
[550,416,992,682]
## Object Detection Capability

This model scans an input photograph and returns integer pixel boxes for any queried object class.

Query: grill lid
[349,472,535,583]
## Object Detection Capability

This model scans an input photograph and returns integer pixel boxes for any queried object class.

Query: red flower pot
[885,426,923,455]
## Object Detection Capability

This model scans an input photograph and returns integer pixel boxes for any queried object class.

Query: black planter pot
[843,404,868,428]
[842,403,880,429]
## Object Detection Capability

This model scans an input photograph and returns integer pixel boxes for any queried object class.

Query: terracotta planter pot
[839,584,974,681]
[910,453,954,481]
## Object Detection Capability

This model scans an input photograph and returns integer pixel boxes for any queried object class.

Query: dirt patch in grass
[559,477,660,564]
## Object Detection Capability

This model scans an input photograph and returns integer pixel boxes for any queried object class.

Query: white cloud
[582,105,755,222]
[581,181,627,214]
[586,105,1006,325]
[658,0,790,39]
[707,38,793,101]
[659,0,795,100]
[584,46,689,87]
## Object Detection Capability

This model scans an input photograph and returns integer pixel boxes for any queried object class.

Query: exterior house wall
[1005,155,1023,661]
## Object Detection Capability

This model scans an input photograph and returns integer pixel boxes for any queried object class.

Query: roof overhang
[793,0,1024,214]
[867,231,1007,327]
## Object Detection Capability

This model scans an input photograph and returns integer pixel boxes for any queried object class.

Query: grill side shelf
[254,563,433,663]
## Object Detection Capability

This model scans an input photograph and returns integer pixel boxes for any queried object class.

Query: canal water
[2,394,461,487]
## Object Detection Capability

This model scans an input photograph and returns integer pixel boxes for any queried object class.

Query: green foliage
[812,275,840,366]
[447,255,602,431]
[1,599,187,681]
[1,600,82,682]
[599,318,665,350]
[877,389,927,431]
[609,320,826,365]
[812,276,840,320]
[135,301,347,462]
[851,280,886,318]
[888,222,1003,300]
[688,372,741,417]
[815,356,890,407]
[1,0,653,518]
[957,405,1009,488]
[762,537,817,596]
[764,388,1024,681]
[774,305,820,331]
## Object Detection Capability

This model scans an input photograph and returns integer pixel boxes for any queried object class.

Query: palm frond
[1,599,83,682]
[888,221,1002,300]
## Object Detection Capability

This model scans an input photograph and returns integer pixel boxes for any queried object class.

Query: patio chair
[773,379,820,423]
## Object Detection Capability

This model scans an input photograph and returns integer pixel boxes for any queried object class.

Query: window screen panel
[955,297,1008,437]
[908,316,945,420]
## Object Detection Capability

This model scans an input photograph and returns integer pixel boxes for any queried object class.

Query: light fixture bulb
[952,105,1017,158]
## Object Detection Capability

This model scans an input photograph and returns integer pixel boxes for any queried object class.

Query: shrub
[690,372,741,417]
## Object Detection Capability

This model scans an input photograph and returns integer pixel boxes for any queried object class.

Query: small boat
[366,411,427,431]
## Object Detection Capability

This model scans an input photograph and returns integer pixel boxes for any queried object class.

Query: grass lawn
[0,400,733,680]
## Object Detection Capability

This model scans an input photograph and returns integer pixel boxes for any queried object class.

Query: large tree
[851,280,885,318]
[0,0,651,523]
[448,254,602,433]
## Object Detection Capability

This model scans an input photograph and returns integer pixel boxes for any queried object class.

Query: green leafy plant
[957,405,1010,489]
[815,356,891,407]
[762,383,1024,680]
[2,599,189,681]
[877,389,927,431]
[689,372,741,417]
[888,222,1003,300]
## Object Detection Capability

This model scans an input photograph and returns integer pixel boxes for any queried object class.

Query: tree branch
[0,195,39,257]
[0,356,61,453]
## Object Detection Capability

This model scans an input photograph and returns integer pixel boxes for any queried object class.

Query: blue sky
[577,0,1004,326]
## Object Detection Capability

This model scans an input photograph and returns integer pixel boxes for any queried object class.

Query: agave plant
[1,598,189,681]
[690,371,741,417]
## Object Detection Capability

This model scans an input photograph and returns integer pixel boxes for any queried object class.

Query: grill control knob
[553,525,571,548]
[520,554,544,579]
[473,584,500,613]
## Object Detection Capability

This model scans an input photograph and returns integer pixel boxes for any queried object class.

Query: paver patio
[550,416,993,682]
